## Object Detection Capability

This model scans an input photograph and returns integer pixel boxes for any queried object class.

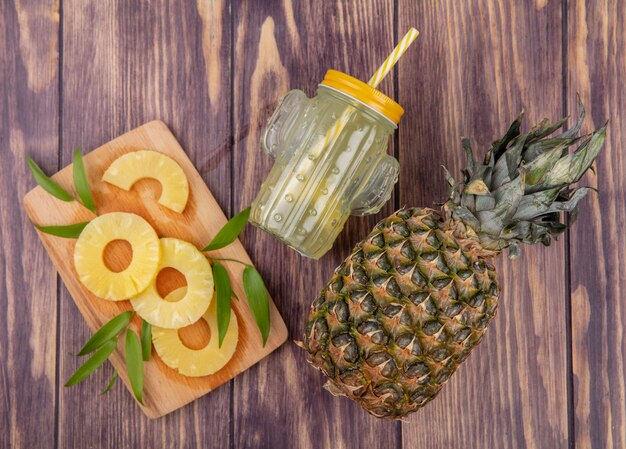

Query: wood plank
[58,0,235,445]
[399,2,570,448]
[23,121,288,418]
[567,1,625,448]
[232,1,401,448]
[0,1,60,448]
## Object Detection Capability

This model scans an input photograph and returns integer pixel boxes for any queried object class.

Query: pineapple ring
[130,238,214,328]
[152,287,238,377]
[102,150,189,213]
[74,212,160,301]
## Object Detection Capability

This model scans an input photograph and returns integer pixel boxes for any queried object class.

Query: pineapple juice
[250,71,403,259]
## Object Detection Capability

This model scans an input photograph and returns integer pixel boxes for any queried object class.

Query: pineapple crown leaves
[443,97,607,258]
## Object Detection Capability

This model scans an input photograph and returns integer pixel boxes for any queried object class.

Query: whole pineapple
[302,100,606,418]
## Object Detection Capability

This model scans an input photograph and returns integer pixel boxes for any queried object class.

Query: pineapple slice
[130,238,213,328]
[74,212,160,301]
[102,150,189,213]
[153,287,239,377]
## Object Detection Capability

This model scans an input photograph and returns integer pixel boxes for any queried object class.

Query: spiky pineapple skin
[304,208,500,418]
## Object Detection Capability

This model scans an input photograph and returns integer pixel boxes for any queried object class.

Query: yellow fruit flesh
[153,287,238,377]
[73,212,160,301]
[130,238,213,328]
[102,150,189,213]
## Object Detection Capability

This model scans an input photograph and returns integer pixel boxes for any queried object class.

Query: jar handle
[350,155,399,216]
[261,89,308,158]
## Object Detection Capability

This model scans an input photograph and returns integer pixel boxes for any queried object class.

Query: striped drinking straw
[368,28,419,88]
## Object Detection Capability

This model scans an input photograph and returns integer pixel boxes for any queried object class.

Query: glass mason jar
[250,70,404,259]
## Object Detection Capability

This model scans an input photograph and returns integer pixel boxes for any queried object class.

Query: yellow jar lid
[320,70,404,125]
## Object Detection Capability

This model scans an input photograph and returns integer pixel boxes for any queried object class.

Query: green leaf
[26,156,74,202]
[73,148,97,213]
[78,311,134,356]
[35,221,90,238]
[125,329,144,404]
[213,263,232,348]
[557,94,585,140]
[141,320,152,361]
[65,339,117,387]
[101,369,118,395]
[524,142,569,186]
[543,125,606,189]
[461,138,475,176]
[202,207,250,251]
[242,266,270,346]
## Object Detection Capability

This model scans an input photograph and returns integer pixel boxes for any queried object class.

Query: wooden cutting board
[22,120,289,418]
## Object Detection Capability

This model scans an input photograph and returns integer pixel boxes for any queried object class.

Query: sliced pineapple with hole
[153,287,238,377]
[74,212,160,301]
[102,150,189,213]
[130,238,213,328]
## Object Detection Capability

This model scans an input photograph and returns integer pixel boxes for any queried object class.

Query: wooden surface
[22,121,288,419]
[1,0,624,448]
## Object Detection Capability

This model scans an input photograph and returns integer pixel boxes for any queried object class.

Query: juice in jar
[250,70,402,259]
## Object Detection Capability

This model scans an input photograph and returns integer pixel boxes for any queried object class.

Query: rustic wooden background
[1,1,623,448]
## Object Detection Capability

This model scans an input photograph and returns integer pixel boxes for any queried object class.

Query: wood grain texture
[57,1,236,447]
[232,1,401,448]
[23,121,288,419]
[567,1,625,448]
[399,2,570,448]
[3,0,625,447]
[0,1,60,448]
